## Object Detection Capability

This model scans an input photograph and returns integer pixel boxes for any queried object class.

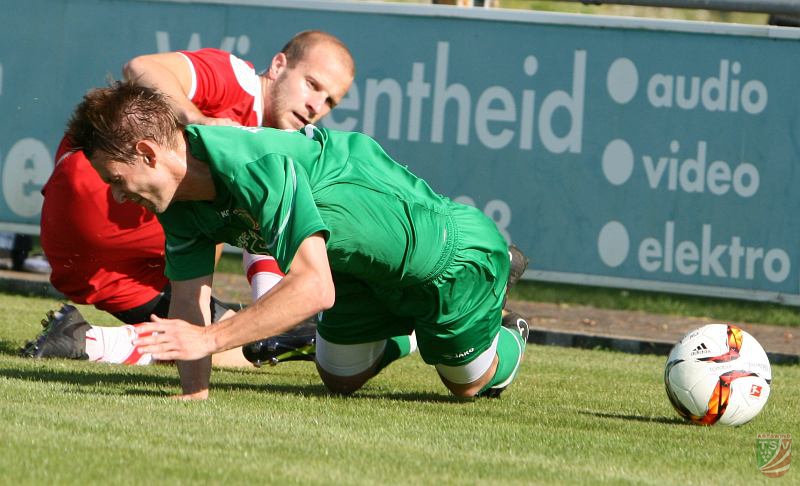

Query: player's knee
[442,380,486,398]
[314,335,386,395]
[435,346,498,398]
[316,362,371,395]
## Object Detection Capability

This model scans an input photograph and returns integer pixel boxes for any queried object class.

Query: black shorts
[110,284,234,324]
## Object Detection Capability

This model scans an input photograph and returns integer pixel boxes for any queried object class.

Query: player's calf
[478,312,528,398]
[435,338,502,398]
[435,312,528,399]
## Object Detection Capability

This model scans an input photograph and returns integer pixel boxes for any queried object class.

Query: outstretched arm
[134,234,334,388]
[215,234,334,352]
[123,52,239,127]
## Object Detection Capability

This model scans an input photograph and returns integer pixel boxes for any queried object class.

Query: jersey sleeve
[235,154,328,273]
[157,204,218,281]
[179,48,260,124]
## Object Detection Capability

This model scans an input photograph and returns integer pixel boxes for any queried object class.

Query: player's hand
[133,316,215,361]
[171,390,209,401]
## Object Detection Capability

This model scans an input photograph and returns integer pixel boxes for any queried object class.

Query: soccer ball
[664,324,771,426]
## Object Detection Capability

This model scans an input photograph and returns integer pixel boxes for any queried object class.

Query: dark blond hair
[66,81,180,162]
[281,30,355,77]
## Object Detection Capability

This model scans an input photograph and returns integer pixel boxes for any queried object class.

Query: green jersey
[159,125,455,285]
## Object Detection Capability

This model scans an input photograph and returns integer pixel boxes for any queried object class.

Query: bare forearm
[169,277,214,398]
[132,236,334,393]
[209,235,335,353]
[123,53,204,125]
[209,271,331,353]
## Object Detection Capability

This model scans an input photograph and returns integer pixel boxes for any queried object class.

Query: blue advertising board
[2,0,799,302]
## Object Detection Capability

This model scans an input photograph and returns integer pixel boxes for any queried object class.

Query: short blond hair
[281,30,355,77]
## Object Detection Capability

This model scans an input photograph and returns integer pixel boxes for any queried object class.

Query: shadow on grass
[579,410,691,426]
[0,339,27,356]
[356,390,461,404]
[0,365,457,403]
[0,365,180,388]
[0,365,325,395]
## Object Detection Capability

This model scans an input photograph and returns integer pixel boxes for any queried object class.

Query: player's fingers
[133,325,168,347]
[148,314,181,325]
[151,350,175,361]
[133,323,166,344]
[133,337,162,353]
[137,336,180,359]
[171,392,208,401]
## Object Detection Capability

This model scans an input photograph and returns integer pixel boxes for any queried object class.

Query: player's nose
[307,94,327,120]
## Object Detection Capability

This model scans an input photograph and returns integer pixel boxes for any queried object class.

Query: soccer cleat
[507,244,529,290]
[242,319,317,367]
[479,311,529,399]
[20,304,91,360]
[502,310,530,344]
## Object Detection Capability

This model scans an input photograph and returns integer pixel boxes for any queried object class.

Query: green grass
[0,293,797,484]
[217,251,246,275]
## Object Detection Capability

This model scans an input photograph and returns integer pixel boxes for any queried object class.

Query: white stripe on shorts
[434,333,499,385]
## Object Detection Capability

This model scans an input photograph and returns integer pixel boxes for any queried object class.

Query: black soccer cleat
[242,319,317,367]
[502,310,530,344]
[507,244,529,290]
[479,311,529,399]
[20,304,91,360]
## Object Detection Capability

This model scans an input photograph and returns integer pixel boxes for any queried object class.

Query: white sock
[85,325,153,365]
[243,251,284,301]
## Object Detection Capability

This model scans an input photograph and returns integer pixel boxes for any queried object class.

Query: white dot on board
[523,55,538,76]
[598,221,630,268]
[607,58,638,104]
[602,139,634,186]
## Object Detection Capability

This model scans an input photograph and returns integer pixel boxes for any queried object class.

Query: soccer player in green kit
[67,81,528,400]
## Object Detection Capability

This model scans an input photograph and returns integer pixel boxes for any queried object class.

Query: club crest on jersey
[233,209,260,230]
[236,230,268,254]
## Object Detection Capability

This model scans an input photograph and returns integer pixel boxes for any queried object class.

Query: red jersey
[41,49,261,312]
[181,49,263,127]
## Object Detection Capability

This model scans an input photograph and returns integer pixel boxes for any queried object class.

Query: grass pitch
[0,293,797,485]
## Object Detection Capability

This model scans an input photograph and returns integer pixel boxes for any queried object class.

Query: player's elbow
[303,271,335,314]
[313,274,336,312]
[122,56,149,82]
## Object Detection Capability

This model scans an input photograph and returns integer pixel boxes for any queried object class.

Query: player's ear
[268,52,288,80]
[134,140,158,167]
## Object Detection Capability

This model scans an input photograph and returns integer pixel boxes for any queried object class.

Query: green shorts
[317,204,509,367]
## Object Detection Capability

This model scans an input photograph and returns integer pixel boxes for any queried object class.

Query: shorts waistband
[420,213,457,286]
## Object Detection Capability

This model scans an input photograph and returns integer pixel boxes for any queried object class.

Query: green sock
[480,327,525,393]
[377,334,416,373]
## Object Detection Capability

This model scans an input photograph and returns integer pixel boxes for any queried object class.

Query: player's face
[266,44,353,129]
[91,151,176,214]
